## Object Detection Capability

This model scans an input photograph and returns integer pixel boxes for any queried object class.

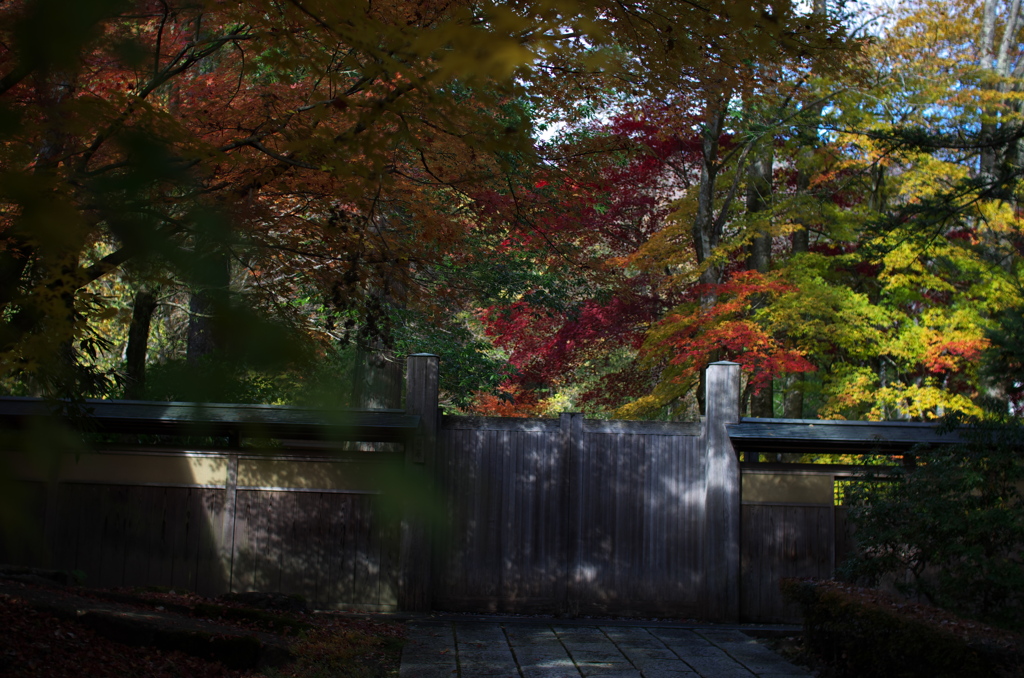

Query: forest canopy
[1,0,1020,422]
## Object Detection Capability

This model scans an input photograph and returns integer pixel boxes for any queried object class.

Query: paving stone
[601,628,656,640]
[613,638,667,651]
[679,656,756,678]
[712,642,809,675]
[648,630,704,642]
[576,662,642,678]
[507,628,561,644]
[520,667,582,678]
[516,648,574,663]
[628,657,692,672]
[459,658,523,676]
[695,629,751,643]
[639,668,699,678]
[629,658,690,670]
[565,647,618,655]
[509,636,564,648]
[572,651,629,664]
[658,643,725,658]
[458,633,510,645]
[456,627,508,642]
[555,627,607,640]
[517,657,578,670]
[459,648,517,661]
[401,649,458,663]
[407,625,456,638]
[620,648,679,662]
[399,662,459,678]
[399,621,804,678]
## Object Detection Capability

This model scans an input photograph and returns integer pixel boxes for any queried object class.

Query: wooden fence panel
[740,503,835,622]
[433,416,707,618]
[0,481,47,567]
[4,475,394,609]
[572,429,707,617]
[229,489,395,610]
[44,484,227,592]
[432,419,566,613]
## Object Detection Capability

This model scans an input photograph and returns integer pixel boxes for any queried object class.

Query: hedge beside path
[781,579,1024,678]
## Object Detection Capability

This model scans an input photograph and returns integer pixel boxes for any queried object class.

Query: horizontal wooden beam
[0,397,420,443]
[442,415,560,432]
[728,417,964,454]
[583,419,702,436]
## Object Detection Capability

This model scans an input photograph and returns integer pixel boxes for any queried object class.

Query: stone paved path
[400,621,812,678]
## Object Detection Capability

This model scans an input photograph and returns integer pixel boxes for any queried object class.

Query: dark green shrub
[781,579,1023,678]
[840,417,1024,631]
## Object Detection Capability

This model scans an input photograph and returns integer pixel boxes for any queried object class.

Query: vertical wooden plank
[747,504,764,622]
[196,488,227,597]
[667,435,681,601]
[329,493,354,606]
[145,487,167,587]
[230,489,256,592]
[364,492,384,606]
[640,434,651,602]
[482,429,499,600]
[276,492,301,598]
[772,505,788,621]
[97,486,124,587]
[564,414,582,614]
[498,429,511,605]
[322,493,340,607]
[220,454,238,593]
[526,428,539,605]
[310,491,328,609]
[379,487,401,608]
[504,430,519,606]
[545,426,561,606]
[62,485,91,580]
[334,492,350,607]
[634,434,647,600]
[121,485,146,588]
[168,486,192,591]
[614,432,629,600]
[437,427,456,600]
[182,488,204,592]
[557,413,572,614]
[260,491,282,593]
[352,494,372,604]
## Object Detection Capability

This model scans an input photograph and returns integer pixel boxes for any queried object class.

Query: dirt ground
[0,574,404,678]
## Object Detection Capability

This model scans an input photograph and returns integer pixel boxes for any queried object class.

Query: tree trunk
[187,254,230,364]
[693,97,728,304]
[354,265,407,410]
[125,289,157,399]
[747,143,774,418]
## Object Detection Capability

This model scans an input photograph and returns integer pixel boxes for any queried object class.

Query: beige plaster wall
[742,471,834,505]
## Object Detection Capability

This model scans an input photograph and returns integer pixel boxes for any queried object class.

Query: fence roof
[727,417,964,454]
[0,397,420,443]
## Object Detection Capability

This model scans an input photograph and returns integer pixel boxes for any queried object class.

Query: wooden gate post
[704,361,741,622]
[398,353,439,611]
[560,412,585,616]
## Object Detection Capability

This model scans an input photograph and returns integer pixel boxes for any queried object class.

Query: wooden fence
[2,358,941,622]
[433,415,708,618]
[1,447,405,611]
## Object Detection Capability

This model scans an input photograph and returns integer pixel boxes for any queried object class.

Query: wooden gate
[431,413,713,618]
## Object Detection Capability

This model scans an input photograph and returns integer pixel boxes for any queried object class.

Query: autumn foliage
[1,0,1022,423]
